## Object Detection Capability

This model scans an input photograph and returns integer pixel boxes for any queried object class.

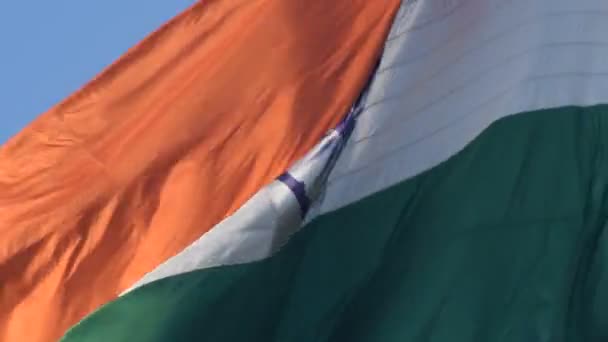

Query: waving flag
[3,0,608,341]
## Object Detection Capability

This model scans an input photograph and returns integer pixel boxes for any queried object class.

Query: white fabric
[320,0,608,213]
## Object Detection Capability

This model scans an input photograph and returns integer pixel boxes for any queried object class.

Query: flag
[0,1,399,341]
[5,0,608,341]
[61,0,608,340]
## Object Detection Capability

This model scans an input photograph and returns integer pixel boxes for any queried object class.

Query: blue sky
[0,1,194,143]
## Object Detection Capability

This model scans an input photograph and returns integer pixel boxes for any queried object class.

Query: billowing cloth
[0,1,400,341]
[63,0,608,341]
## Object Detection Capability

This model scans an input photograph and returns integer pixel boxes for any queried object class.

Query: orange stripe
[0,1,400,341]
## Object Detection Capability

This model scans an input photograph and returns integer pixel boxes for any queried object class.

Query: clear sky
[0,1,194,143]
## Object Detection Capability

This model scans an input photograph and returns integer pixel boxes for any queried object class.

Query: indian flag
[2,0,608,341]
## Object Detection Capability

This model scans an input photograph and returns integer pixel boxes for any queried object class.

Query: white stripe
[319,0,608,214]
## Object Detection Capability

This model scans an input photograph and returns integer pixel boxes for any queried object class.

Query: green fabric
[63,106,608,341]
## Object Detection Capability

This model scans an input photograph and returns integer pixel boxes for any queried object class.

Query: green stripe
[63,106,608,341]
